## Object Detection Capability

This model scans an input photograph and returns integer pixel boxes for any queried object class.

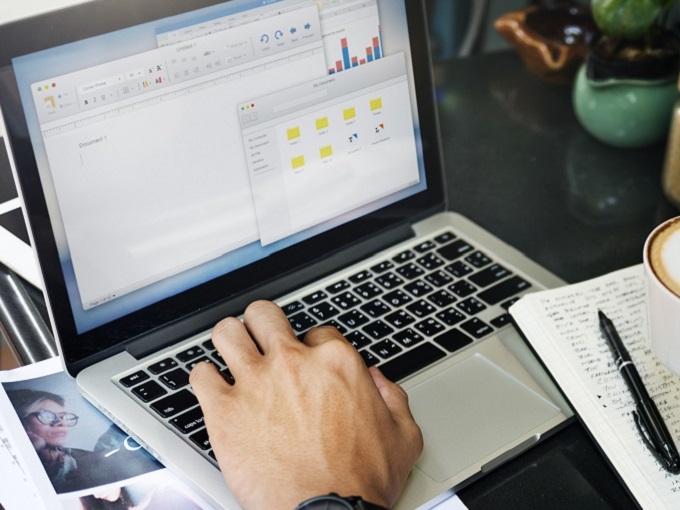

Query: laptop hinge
[124,221,416,360]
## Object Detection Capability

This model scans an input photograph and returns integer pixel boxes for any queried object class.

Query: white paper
[511,264,680,509]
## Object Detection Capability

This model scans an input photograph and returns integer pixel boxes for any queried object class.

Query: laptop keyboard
[116,229,532,464]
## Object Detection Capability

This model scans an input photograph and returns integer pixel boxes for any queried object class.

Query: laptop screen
[0,0,443,369]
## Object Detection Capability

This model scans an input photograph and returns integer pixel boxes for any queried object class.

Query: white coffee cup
[644,216,680,373]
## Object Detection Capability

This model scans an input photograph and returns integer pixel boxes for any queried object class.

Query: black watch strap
[295,493,389,510]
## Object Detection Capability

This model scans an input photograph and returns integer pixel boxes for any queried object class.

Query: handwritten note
[510,264,680,509]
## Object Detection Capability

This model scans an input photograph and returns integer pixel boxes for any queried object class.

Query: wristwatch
[295,493,389,510]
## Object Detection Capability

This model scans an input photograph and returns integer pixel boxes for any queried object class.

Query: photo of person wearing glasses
[5,374,162,494]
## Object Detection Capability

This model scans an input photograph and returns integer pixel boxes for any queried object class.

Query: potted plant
[573,0,680,148]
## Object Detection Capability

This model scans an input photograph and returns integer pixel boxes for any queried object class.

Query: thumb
[368,366,416,425]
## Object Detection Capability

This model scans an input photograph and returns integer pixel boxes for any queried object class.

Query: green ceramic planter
[573,64,678,148]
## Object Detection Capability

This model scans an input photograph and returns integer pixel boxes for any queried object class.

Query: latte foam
[649,218,680,298]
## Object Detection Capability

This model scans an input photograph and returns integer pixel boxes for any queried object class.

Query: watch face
[297,495,354,510]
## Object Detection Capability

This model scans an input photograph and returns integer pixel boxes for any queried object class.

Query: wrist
[295,493,389,510]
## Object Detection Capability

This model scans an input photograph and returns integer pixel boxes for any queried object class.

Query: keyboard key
[370,340,402,359]
[309,302,339,321]
[413,240,436,253]
[383,289,413,307]
[428,289,456,308]
[282,301,305,315]
[370,260,394,273]
[221,368,235,385]
[202,340,215,351]
[303,290,328,304]
[478,276,531,305]
[456,297,487,316]
[416,253,445,271]
[404,280,433,297]
[119,370,149,388]
[288,312,318,332]
[132,381,167,403]
[490,313,511,328]
[393,250,415,264]
[437,239,474,261]
[384,310,416,329]
[396,263,424,280]
[436,307,466,326]
[185,357,216,371]
[415,317,445,337]
[322,320,347,334]
[448,280,477,297]
[176,346,205,363]
[190,428,212,450]
[359,349,380,367]
[338,309,370,329]
[354,282,383,299]
[160,368,190,390]
[211,350,226,366]
[331,292,361,310]
[393,328,425,348]
[445,261,473,278]
[361,299,391,318]
[150,389,198,418]
[148,358,178,375]
[501,296,521,310]
[375,272,404,290]
[434,329,473,353]
[349,270,372,284]
[460,318,493,338]
[468,264,511,288]
[346,331,371,349]
[434,232,456,244]
[326,281,350,294]
[379,343,446,382]
[465,251,492,268]
[170,406,205,435]
[425,270,453,288]
[363,320,394,340]
[407,300,435,318]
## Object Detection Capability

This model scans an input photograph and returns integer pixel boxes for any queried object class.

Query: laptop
[0,0,573,507]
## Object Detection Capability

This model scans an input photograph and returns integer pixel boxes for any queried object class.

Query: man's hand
[190,300,423,510]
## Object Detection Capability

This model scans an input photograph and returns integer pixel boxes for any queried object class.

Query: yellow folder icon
[315,117,329,130]
[287,126,301,140]
[291,155,305,169]
[319,145,333,159]
[343,107,356,121]
[370,97,383,111]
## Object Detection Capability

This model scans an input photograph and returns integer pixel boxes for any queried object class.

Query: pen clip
[633,410,679,473]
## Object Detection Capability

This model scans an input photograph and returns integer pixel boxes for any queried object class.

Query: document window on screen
[32,6,326,310]
[239,53,420,246]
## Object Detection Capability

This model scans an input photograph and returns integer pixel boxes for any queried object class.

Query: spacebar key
[379,343,446,383]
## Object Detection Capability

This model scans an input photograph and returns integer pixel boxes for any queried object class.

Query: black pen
[598,310,680,474]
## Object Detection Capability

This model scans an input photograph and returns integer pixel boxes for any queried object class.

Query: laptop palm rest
[407,353,561,483]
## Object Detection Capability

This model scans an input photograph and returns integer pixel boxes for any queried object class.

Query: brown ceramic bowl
[495,4,595,84]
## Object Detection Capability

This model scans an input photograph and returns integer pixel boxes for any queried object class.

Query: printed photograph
[3,371,163,494]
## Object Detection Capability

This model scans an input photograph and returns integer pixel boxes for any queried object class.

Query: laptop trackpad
[407,353,560,483]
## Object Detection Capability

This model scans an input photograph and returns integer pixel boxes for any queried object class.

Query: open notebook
[511,265,680,509]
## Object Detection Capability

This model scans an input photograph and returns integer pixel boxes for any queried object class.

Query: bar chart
[328,32,382,74]
[321,0,383,75]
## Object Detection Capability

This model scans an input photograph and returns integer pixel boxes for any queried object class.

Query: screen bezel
[0,0,445,373]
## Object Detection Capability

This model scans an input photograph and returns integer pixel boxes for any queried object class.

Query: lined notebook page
[510,264,680,509]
